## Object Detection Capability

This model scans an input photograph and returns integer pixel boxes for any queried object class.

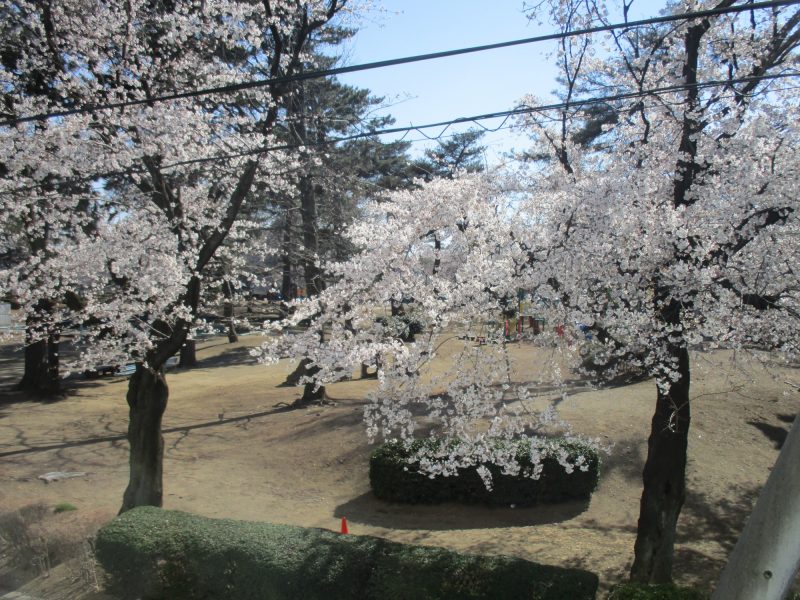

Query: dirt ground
[0,334,798,599]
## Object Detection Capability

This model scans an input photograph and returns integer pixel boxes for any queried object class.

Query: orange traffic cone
[340,517,349,534]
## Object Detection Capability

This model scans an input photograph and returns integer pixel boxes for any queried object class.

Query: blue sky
[336,1,668,163]
[338,1,562,163]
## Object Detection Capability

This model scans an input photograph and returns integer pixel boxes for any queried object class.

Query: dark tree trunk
[630,343,691,582]
[120,365,168,513]
[46,330,60,388]
[281,357,312,387]
[179,340,197,368]
[391,299,405,317]
[226,319,238,343]
[279,358,329,403]
[300,374,328,404]
[300,174,325,296]
[19,337,45,388]
[360,363,376,379]
[17,307,60,396]
[223,281,238,343]
[629,20,707,582]
[281,213,294,301]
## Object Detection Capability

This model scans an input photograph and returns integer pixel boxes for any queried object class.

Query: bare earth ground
[0,334,798,599]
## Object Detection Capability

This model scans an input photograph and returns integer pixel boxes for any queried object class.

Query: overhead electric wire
[1,70,796,197]
[2,0,798,127]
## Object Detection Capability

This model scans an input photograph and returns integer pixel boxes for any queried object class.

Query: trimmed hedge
[95,507,598,600]
[370,438,600,506]
[608,583,709,599]
[375,315,425,342]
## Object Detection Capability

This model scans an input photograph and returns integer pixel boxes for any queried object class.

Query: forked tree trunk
[300,375,328,404]
[630,345,691,582]
[281,358,329,404]
[281,357,312,387]
[120,365,168,513]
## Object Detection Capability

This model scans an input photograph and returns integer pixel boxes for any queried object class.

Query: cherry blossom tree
[255,171,602,499]
[516,0,800,582]
[1,0,352,512]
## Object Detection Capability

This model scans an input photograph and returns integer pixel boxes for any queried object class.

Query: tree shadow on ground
[0,403,295,459]
[680,484,759,551]
[333,493,589,531]
[594,436,647,486]
[747,413,796,450]
[184,345,259,370]
[667,482,762,588]
[0,377,109,411]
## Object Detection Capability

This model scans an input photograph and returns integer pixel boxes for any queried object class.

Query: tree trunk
[47,330,60,388]
[279,358,329,403]
[281,357,312,387]
[17,312,60,396]
[629,20,706,582]
[300,174,324,296]
[226,319,238,343]
[19,338,46,389]
[120,365,168,513]
[281,212,294,301]
[630,344,691,583]
[300,375,328,404]
[179,340,197,368]
[223,281,238,343]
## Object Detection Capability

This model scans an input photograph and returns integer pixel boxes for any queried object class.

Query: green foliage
[53,502,78,513]
[375,315,425,342]
[607,583,709,600]
[369,438,599,506]
[95,507,598,600]
[412,129,487,180]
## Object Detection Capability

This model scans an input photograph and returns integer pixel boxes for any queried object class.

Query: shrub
[608,583,709,600]
[0,502,104,581]
[95,507,599,600]
[370,438,599,506]
[375,315,425,342]
[0,503,51,569]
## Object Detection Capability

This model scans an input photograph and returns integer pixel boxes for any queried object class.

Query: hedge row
[370,438,600,506]
[609,582,800,599]
[608,583,709,600]
[95,507,599,600]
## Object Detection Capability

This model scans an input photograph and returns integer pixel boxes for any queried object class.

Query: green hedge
[607,583,709,599]
[370,438,599,506]
[375,315,425,342]
[608,583,800,600]
[95,507,598,600]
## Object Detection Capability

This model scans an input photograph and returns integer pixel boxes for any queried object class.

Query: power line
[2,0,798,127]
[1,70,795,197]
[135,71,800,166]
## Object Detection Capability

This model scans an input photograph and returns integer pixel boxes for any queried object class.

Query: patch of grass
[54,502,78,514]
